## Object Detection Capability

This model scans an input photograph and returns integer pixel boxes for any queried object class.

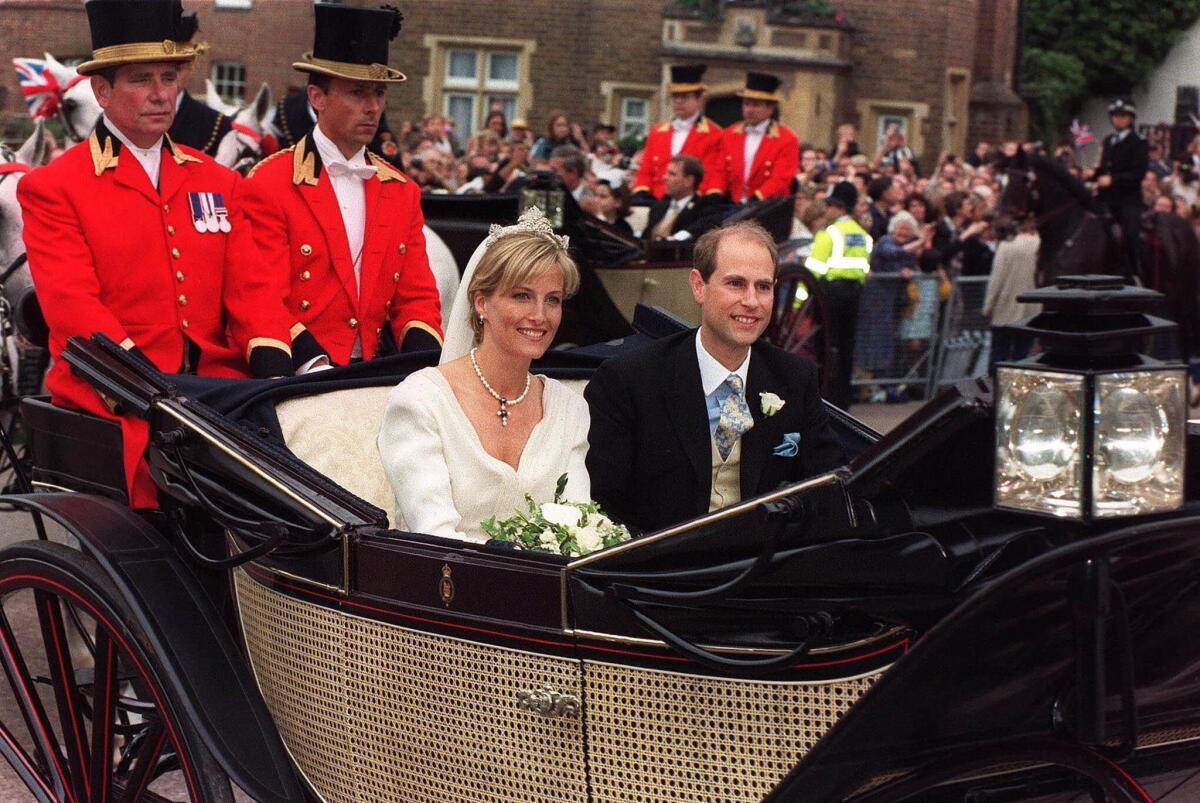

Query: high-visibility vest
[805,216,873,281]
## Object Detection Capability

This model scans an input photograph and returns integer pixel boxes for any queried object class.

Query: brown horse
[998,149,1125,285]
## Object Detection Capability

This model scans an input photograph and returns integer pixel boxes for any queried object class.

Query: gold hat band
[668,82,706,94]
[77,40,198,74]
[736,89,782,102]
[292,54,406,83]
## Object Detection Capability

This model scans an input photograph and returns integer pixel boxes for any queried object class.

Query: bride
[378,209,589,542]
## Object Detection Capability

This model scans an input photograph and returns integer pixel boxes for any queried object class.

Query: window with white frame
[620,96,649,141]
[210,61,246,104]
[439,46,521,140]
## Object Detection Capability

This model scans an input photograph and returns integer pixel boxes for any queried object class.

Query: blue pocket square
[772,432,800,457]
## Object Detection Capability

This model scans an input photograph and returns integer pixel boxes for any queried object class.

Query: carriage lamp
[518,170,566,229]
[994,275,1187,520]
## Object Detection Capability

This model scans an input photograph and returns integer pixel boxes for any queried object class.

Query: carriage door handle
[517,686,580,719]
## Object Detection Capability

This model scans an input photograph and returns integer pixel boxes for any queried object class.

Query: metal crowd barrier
[846,273,990,401]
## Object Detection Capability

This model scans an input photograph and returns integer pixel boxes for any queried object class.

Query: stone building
[1,0,1026,164]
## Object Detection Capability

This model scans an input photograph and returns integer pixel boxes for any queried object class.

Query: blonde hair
[468,230,580,342]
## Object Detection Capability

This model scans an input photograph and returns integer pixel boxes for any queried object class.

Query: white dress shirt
[696,330,751,438]
[312,124,375,358]
[103,114,163,189]
[742,120,769,184]
[671,113,699,156]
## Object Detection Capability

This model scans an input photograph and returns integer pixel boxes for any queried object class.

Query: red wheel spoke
[88,629,117,803]
[36,588,91,801]
[117,723,167,803]
[0,601,74,802]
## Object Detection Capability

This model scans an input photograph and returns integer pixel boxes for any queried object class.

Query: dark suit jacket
[1096,131,1149,209]
[643,194,728,241]
[584,330,845,533]
[168,92,230,156]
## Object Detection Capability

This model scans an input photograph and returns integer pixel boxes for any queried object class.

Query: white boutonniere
[760,391,786,417]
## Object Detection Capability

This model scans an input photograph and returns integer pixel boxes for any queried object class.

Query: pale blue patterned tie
[714,374,754,461]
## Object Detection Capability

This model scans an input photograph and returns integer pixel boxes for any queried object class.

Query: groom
[585,220,844,533]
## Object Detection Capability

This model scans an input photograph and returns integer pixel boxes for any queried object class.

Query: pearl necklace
[470,347,531,427]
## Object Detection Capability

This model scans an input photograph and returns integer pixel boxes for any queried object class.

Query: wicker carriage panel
[235,571,589,803]
[582,659,880,802]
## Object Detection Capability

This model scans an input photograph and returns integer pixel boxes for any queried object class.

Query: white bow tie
[326,161,377,181]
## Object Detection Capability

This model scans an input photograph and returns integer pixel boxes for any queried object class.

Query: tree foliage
[1021,0,1200,143]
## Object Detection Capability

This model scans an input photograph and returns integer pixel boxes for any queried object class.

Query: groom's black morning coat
[584,330,844,533]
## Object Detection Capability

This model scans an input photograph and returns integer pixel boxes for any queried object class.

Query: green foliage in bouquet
[481,474,631,557]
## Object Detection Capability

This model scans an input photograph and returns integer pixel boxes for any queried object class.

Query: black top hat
[76,0,201,75]
[593,121,616,133]
[1108,97,1137,117]
[737,72,783,102]
[293,4,406,83]
[668,64,707,94]
[827,180,858,210]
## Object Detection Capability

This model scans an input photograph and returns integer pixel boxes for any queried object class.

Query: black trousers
[1109,201,1144,281]
[823,278,862,410]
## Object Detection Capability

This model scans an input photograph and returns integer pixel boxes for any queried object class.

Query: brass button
[375,327,382,335]
[300,300,311,311]
[175,271,184,282]
[392,272,400,282]
[162,204,170,213]
[177,294,187,306]
[300,244,313,256]
[171,247,181,259]
[348,317,358,329]
[300,270,311,281]
[397,243,406,254]
[181,318,189,328]
[167,225,175,235]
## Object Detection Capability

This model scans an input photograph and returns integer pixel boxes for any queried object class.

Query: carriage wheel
[767,269,835,397]
[0,541,232,802]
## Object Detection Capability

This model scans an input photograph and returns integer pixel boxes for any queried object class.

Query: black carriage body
[9,331,1200,802]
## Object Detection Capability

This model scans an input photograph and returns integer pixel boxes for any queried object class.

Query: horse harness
[1004,166,1101,259]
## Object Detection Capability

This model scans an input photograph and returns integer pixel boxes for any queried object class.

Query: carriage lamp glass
[1092,370,1186,518]
[992,276,1187,522]
[519,182,565,229]
[995,368,1085,517]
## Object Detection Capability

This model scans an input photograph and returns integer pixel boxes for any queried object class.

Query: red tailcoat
[631,117,723,199]
[707,121,799,202]
[17,122,293,507]
[240,134,443,366]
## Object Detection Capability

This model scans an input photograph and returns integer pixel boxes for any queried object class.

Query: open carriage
[0,278,1199,802]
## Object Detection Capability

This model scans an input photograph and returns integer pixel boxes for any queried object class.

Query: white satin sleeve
[552,379,593,505]
[377,373,470,540]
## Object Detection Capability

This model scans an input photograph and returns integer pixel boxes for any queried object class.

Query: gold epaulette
[368,151,407,183]
[246,146,294,179]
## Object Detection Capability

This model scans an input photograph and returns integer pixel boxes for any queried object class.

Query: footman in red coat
[708,72,799,204]
[17,0,294,507]
[240,3,442,371]
[631,64,723,200]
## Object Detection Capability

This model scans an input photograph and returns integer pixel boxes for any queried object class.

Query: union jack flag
[12,58,62,120]
[1070,119,1096,148]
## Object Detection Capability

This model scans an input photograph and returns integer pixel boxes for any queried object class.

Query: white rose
[760,391,786,417]
[537,529,560,550]
[541,502,583,528]
[574,522,604,554]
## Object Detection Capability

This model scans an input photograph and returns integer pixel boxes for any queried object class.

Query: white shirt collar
[673,113,699,132]
[744,120,770,136]
[175,91,184,111]
[102,114,163,186]
[307,101,318,123]
[312,123,368,170]
[670,193,693,210]
[695,329,750,396]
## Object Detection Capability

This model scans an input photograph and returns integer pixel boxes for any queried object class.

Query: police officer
[1094,98,1149,280]
[805,181,873,410]
[17,0,294,507]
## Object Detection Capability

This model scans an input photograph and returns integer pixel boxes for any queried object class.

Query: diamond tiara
[483,206,570,251]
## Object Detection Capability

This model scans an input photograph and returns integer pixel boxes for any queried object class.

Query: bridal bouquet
[482,475,631,557]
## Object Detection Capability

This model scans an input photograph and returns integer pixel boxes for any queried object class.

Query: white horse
[38,53,101,146]
[0,122,50,394]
